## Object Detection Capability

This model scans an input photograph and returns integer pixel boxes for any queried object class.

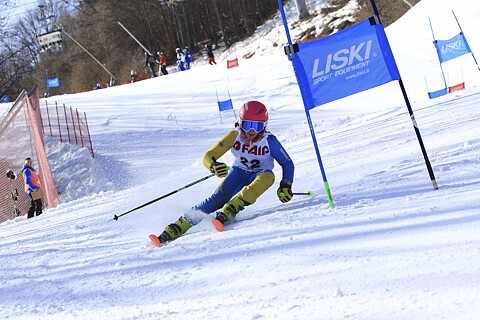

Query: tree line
[1,0,281,96]
[0,0,417,99]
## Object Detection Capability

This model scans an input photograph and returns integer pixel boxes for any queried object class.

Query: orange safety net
[27,87,60,210]
[0,87,59,223]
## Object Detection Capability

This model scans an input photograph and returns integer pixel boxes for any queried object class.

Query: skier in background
[149,101,294,246]
[206,44,216,65]
[176,48,185,71]
[144,52,157,77]
[183,47,192,70]
[158,52,168,75]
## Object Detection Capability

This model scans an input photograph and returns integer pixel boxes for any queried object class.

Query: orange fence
[0,87,60,223]
[42,101,94,157]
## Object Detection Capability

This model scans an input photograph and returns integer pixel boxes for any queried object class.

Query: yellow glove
[210,161,228,178]
[277,180,293,203]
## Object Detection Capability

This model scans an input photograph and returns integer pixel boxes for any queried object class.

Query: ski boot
[149,232,171,247]
[211,197,249,231]
[149,216,192,247]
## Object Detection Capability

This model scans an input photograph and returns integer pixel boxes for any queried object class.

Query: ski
[211,218,224,232]
[149,218,225,248]
[148,234,161,247]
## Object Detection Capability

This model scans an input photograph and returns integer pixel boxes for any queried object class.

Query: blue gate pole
[277,0,335,207]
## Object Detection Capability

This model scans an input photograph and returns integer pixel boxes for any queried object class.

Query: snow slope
[1,0,480,319]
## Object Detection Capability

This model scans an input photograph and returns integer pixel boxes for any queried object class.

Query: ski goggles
[241,120,266,133]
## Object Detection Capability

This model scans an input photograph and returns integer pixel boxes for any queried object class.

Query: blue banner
[218,99,233,111]
[292,18,401,109]
[47,77,60,88]
[434,33,471,63]
[428,88,447,99]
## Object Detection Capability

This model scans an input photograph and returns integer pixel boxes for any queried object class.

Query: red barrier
[448,82,465,93]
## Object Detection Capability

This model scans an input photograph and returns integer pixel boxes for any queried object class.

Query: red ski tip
[149,234,161,247]
[211,219,224,232]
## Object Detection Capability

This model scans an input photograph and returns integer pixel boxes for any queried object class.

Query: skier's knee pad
[238,171,275,205]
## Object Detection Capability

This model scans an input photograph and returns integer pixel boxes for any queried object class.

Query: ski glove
[277,180,293,203]
[210,161,228,178]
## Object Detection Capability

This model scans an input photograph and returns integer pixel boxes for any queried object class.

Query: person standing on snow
[176,48,185,71]
[144,52,157,77]
[158,52,168,75]
[183,47,192,70]
[206,44,216,65]
[149,101,294,246]
[22,157,43,219]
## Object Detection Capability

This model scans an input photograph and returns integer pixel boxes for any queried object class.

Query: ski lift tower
[35,5,117,86]
[36,5,63,52]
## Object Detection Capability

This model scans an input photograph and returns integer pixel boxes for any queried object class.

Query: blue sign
[291,18,401,109]
[47,77,60,88]
[218,99,233,111]
[434,33,471,63]
[1,95,8,103]
[428,88,448,99]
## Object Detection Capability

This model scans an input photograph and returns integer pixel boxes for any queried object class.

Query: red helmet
[239,101,268,122]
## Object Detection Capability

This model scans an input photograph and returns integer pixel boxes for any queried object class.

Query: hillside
[1,0,480,319]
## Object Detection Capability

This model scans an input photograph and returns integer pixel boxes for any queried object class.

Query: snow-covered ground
[1,0,480,319]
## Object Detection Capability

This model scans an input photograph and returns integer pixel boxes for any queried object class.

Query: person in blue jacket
[22,157,43,219]
[183,47,192,70]
[150,101,294,246]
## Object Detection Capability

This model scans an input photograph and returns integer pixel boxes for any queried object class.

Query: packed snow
[1,0,480,319]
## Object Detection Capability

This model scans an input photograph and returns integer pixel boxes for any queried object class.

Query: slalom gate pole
[370,0,438,190]
[110,173,216,221]
[452,10,480,72]
[277,0,335,208]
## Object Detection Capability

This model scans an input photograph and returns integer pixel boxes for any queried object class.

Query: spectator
[158,52,168,75]
[22,158,43,219]
[144,52,157,77]
[176,48,185,71]
[184,47,192,70]
[206,44,216,65]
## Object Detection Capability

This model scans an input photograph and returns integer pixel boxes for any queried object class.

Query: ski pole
[280,190,313,198]
[110,173,216,221]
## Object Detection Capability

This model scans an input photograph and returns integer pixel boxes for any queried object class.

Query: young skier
[149,100,294,246]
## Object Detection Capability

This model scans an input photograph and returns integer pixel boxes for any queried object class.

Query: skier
[176,48,185,71]
[22,157,43,219]
[183,47,192,70]
[158,52,168,75]
[206,44,216,65]
[150,101,294,246]
[144,52,157,77]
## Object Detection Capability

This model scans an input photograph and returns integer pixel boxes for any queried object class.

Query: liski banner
[278,0,438,207]
[434,33,472,63]
[293,17,401,109]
